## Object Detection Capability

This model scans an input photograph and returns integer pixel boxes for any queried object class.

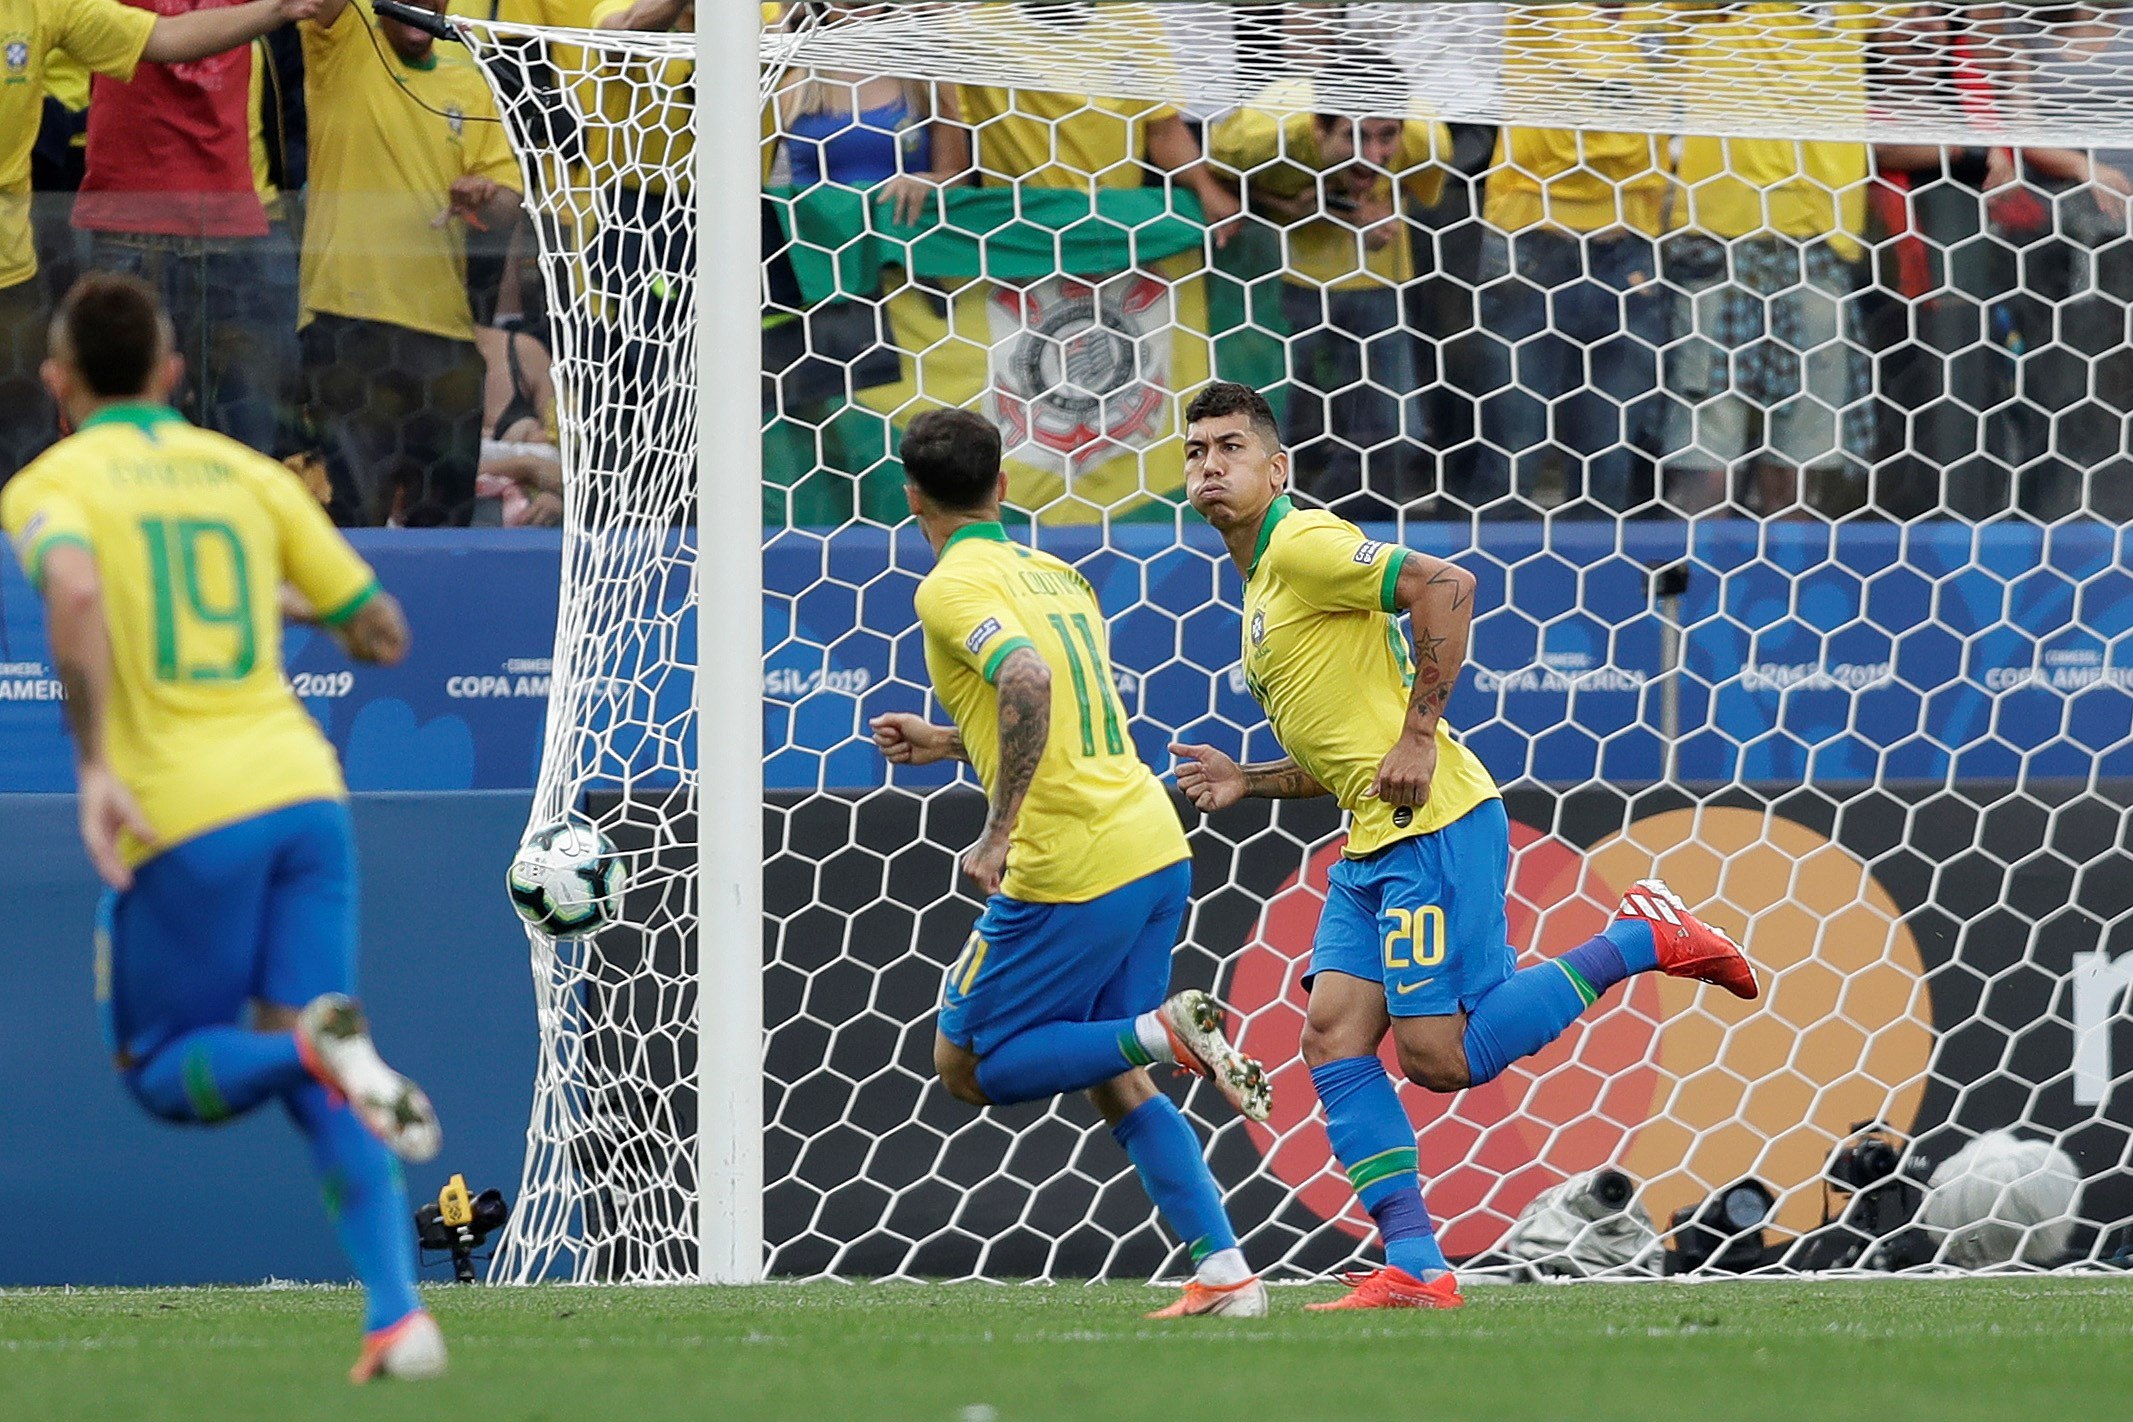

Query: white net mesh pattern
[464,3,2133,1282]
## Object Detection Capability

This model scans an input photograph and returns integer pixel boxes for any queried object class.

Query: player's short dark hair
[51,273,170,399]
[900,407,1003,512]
[1184,381,1282,453]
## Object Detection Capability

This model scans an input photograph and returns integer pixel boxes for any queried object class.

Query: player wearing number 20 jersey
[3,274,446,1381]
[1176,382,1759,1312]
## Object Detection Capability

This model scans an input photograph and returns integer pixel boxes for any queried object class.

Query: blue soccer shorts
[97,799,359,1069]
[1305,798,1516,1018]
[937,860,1192,1056]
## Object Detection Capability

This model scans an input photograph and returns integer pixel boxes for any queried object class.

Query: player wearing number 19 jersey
[1,274,445,1381]
[869,408,1268,1318]
[1173,382,1759,1311]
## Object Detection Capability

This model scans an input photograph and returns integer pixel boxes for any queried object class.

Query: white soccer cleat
[1146,1276,1269,1319]
[1157,989,1272,1123]
[349,1310,448,1384]
[296,993,442,1163]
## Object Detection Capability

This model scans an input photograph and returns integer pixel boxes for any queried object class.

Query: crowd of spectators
[11,1,2133,527]
[4,0,669,526]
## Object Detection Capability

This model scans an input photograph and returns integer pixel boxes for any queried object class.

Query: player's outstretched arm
[141,0,323,64]
[1170,742,1326,812]
[963,647,1050,896]
[41,545,157,890]
[869,713,967,767]
[1367,551,1478,808]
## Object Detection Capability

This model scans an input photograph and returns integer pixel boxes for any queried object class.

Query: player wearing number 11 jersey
[1171,382,1760,1311]
[2,274,445,1381]
[869,408,1269,1318]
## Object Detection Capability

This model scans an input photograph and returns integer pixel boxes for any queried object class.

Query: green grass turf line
[1,1278,2128,1422]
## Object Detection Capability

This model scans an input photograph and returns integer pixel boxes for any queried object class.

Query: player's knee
[120,1062,200,1124]
[1299,1019,1345,1070]
[1395,1041,1470,1094]
[932,1040,991,1108]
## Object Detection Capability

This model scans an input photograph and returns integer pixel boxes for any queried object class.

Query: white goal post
[696,0,765,1287]
[462,2,2133,1284]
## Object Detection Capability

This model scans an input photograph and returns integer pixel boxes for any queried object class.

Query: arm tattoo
[1425,563,1473,612]
[986,648,1051,836]
[1241,757,1329,800]
[1401,558,1476,739]
[945,727,970,763]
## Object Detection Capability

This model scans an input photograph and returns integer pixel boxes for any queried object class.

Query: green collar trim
[1247,495,1295,579]
[78,402,183,433]
[941,521,1011,555]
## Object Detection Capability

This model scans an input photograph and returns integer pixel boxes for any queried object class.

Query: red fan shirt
[71,0,268,239]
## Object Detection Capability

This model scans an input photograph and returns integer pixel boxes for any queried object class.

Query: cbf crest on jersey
[446,104,465,138]
[1250,609,1265,647]
[4,35,30,79]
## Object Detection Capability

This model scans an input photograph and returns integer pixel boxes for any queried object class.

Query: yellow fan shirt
[0,0,156,291]
[916,522,1187,903]
[1207,77,1450,291]
[1666,3,1872,261]
[1488,4,1669,236]
[2,404,380,865]
[300,0,520,341]
[954,2,1180,191]
[1240,498,1498,858]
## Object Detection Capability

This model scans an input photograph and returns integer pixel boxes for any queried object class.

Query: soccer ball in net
[506,821,627,938]
[1919,1132,2083,1269]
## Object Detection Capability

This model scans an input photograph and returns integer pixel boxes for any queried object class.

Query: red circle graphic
[1224,819,1664,1256]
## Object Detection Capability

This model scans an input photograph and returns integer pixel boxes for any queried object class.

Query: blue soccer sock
[1461,919,1659,1086]
[1309,1056,1448,1279]
[125,1028,312,1124]
[974,1018,1156,1106]
[1111,1095,1240,1266]
[285,1082,423,1333]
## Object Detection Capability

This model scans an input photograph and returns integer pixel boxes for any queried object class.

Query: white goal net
[465,1,2133,1283]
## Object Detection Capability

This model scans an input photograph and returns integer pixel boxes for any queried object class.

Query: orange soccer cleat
[1614,878,1760,1001]
[1145,1276,1269,1319]
[1305,1266,1464,1312]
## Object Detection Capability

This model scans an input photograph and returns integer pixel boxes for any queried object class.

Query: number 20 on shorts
[1382,905,1446,971]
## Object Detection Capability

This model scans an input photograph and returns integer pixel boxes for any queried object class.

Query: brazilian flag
[766,183,1284,527]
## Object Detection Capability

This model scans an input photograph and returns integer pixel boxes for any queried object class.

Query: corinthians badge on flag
[985,273,1181,484]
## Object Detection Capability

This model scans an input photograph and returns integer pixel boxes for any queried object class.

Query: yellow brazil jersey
[1,404,380,866]
[1489,4,1669,236]
[576,0,693,195]
[916,522,1187,904]
[1666,3,1871,261]
[1240,498,1498,858]
[955,2,1179,192]
[1207,77,1450,292]
[300,0,521,341]
[0,0,155,292]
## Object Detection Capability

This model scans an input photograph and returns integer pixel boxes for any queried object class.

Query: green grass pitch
[3,1277,2127,1421]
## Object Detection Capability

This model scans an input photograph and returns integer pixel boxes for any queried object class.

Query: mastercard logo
[1224,805,1935,1254]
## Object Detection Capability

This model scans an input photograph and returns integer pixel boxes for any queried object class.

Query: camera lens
[1720,1182,1774,1232]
